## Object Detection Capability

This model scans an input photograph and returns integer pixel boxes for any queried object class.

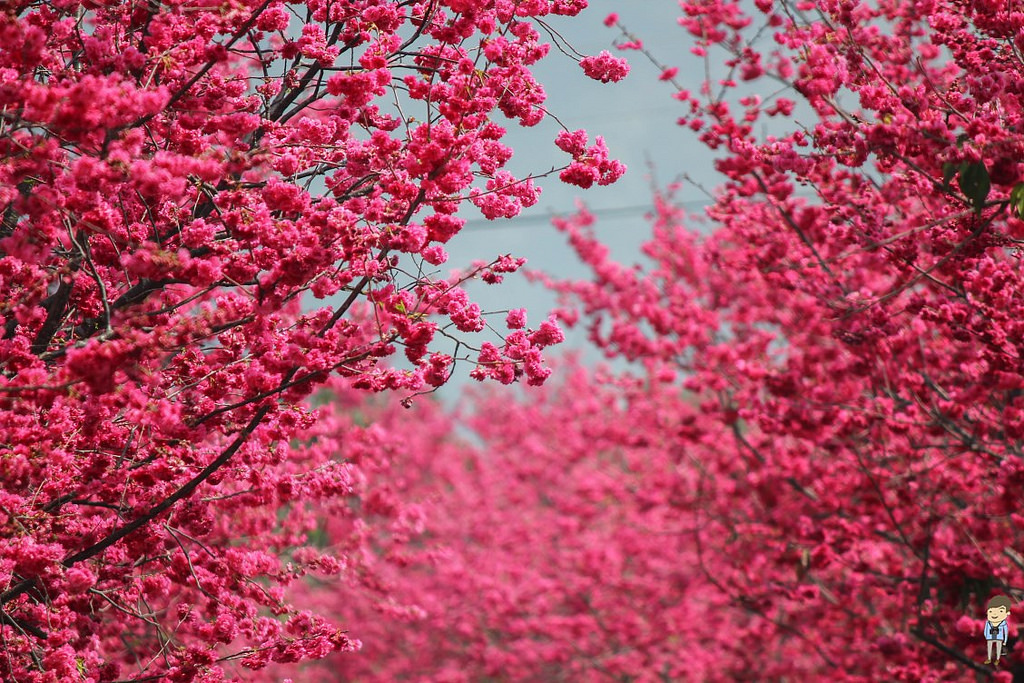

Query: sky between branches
[434,1,725,400]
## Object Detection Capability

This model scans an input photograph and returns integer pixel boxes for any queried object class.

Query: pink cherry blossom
[277,1,1024,680]
[579,50,631,83]
[0,1,625,679]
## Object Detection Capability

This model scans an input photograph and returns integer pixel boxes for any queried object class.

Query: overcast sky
[421,1,726,402]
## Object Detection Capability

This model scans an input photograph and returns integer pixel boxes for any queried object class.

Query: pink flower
[555,129,589,156]
[422,245,448,265]
[65,567,96,594]
[954,615,977,634]
[556,131,626,188]
[528,317,565,347]
[506,309,527,329]
[580,51,630,83]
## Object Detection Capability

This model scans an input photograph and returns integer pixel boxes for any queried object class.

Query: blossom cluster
[555,129,626,189]
[0,0,623,679]
[266,1,1024,680]
[537,0,1024,678]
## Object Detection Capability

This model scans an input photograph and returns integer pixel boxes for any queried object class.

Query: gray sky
[428,1,722,401]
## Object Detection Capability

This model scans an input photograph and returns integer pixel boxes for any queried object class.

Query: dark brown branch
[0,609,47,639]
[68,277,178,343]
[64,404,272,567]
[0,404,272,615]
[29,276,75,356]
[119,0,274,133]
[190,338,392,427]
[910,627,991,676]
[2,237,391,620]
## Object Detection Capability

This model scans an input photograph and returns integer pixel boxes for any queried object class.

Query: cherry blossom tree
[0,0,626,680]
[281,1,1024,680]
[302,363,729,682]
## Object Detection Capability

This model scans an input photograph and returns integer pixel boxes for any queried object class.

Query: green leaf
[958,161,990,211]
[941,162,960,189]
[394,301,406,314]
[1010,183,1024,216]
